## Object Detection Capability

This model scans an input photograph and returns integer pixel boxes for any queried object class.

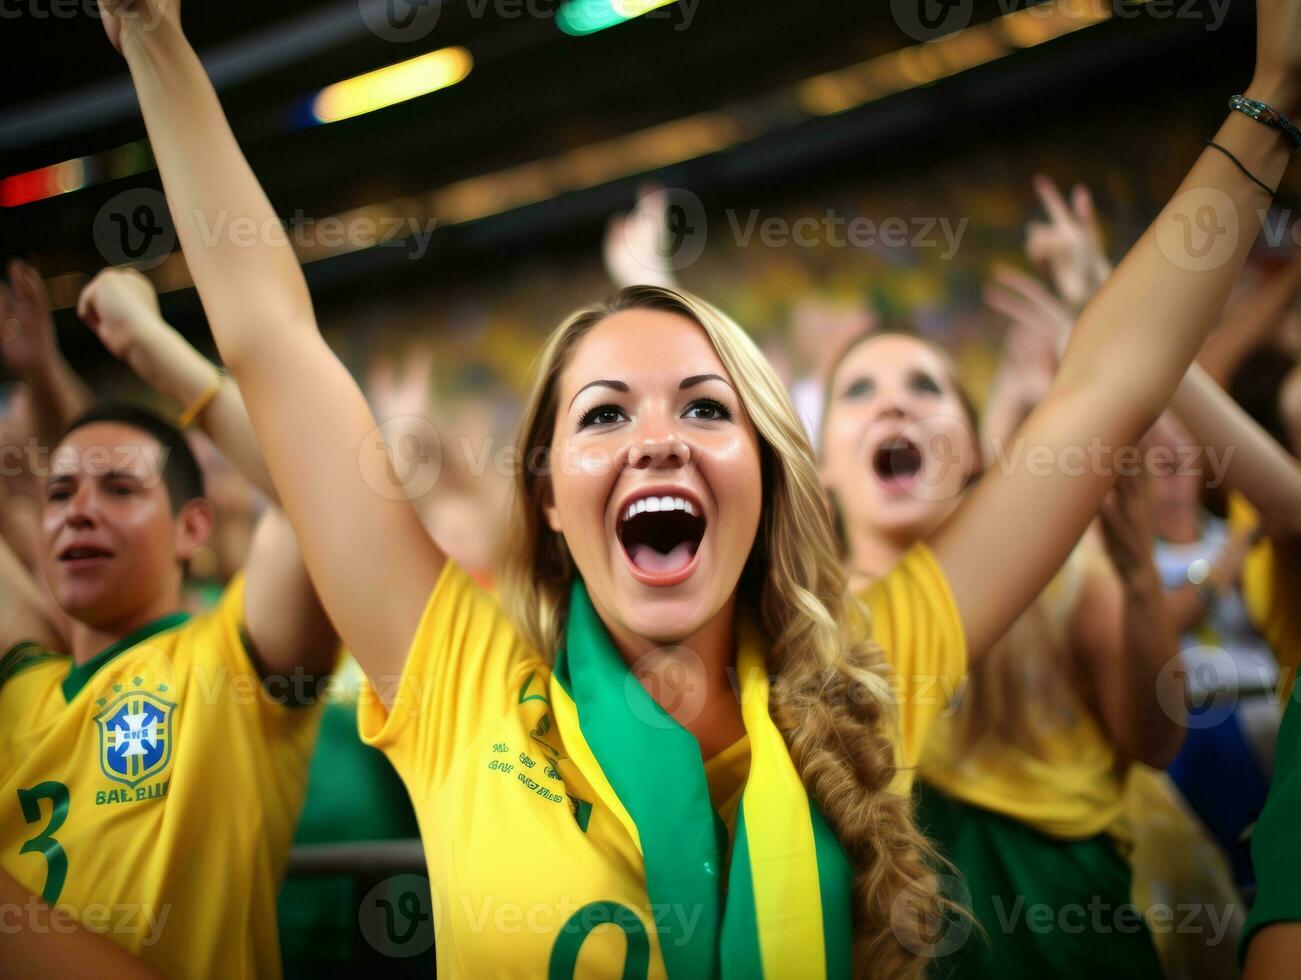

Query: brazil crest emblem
[95,691,176,788]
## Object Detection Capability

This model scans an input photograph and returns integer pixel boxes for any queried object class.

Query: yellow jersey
[918,544,1126,839]
[1228,492,1301,699]
[358,543,964,978]
[0,577,321,979]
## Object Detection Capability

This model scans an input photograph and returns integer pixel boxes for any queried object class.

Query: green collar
[555,578,724,980]
[63,611,191,702]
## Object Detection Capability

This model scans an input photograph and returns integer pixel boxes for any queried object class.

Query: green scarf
[550,579,853,979]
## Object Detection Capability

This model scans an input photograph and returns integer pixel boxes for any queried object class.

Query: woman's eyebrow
[568,379,629,410]
[680,374,734,391]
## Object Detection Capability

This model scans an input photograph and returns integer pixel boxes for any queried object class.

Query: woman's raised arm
[99,1,443,684]
[932,1,1301,657]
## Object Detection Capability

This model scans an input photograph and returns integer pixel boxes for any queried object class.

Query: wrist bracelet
[1229,95,1301,153]
[1205,140,1278,197]
[178,369,225,428]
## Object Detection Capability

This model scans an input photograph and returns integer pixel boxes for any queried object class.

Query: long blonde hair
[500,285,948,978]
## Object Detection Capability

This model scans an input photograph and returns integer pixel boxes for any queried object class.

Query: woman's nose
[627,435,691,470]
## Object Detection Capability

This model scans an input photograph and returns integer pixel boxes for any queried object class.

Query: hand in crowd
[96,0,180,55]
[1097,463,1156,586]
[985,264,1074,357]
[1025,175,1111,312]
[77,267,211,401]
[602,184,682,291]
[0,260,58,379]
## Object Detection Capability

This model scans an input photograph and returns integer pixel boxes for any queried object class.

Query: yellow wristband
[178,369,225,428]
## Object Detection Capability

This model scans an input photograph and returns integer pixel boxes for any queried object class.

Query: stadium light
[311,46,474,125]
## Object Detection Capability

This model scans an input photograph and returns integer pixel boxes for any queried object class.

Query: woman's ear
[540,478,563,533]
[174,497,216,562]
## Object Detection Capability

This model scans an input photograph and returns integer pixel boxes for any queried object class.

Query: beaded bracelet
[1229,94,1301,153]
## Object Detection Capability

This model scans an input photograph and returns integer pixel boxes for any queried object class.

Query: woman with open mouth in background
[98,0,1301,974]
[817,176,1186,978]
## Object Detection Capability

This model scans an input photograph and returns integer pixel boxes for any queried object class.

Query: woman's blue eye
[576,404,626,430]
[844,379,873,399]
[683,398,731,422]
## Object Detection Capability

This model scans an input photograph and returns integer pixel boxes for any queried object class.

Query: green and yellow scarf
[549,579,853,979]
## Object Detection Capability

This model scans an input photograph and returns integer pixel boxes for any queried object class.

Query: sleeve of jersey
[859,543,968,773]
[1241,692,1301,962]
[356,560,538,797]
[196,572,323,728]
[1229,491,1299,693]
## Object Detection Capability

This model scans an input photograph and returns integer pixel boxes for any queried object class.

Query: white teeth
[620,494,700,522]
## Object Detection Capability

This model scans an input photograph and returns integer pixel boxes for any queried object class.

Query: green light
[557,0,625,35]
[557,0,676,36]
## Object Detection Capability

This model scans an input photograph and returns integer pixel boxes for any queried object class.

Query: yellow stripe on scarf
[736,619,827,978]
[549,675,644,854]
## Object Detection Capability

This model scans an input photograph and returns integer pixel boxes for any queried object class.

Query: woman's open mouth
[616,492,706,586]
[871,437,922,494]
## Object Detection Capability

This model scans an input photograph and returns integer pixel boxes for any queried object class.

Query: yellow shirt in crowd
[358,543,965,978]
[0,578,321,979]
[917,544,1126,840]
[1228,492,1301,699]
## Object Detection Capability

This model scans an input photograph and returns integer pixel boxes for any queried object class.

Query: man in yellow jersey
[0,266,337,977]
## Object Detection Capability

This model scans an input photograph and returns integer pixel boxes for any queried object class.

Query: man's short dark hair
[58,404,206,513]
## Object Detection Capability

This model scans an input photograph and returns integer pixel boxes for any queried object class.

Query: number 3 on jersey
[17,781,70,903]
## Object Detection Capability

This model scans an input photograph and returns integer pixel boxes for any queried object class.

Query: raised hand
[96,0,181,56]
[0,260,57,378]
[77,267,180,384]
[1097,463,1155,585]
[602,185,681,291]
[984,264,1075,355]
[77,267,219,415]
[1025,175,1110,311]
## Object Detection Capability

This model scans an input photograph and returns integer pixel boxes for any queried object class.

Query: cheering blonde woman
[97,0,1301,975]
